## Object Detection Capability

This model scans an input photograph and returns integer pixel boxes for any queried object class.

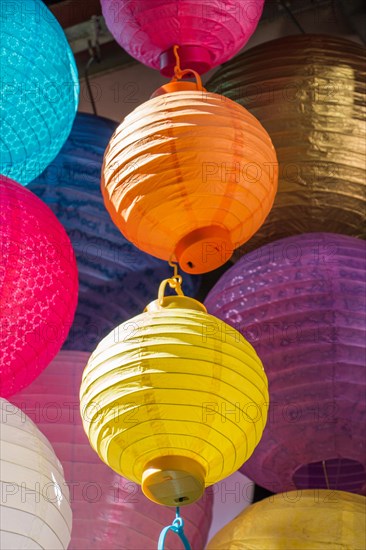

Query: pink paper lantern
[101,0,265,76]
[0,176,78,397]
[205,233,366,495]
[11,351,214,550]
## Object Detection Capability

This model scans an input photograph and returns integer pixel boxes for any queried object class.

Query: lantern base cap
[142,456,205,506]
[175,225,233,274]
[160,45,212,77]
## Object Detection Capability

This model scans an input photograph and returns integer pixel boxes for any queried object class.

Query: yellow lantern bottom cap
[141,456,206,507]
[175,225,233,274]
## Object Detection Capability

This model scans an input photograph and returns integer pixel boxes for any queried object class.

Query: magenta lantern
[205,233,366,495]
[11,351,214,550]
[101,0,265,76]
[0,176,78,397]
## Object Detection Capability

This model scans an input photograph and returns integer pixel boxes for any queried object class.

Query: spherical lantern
[207,490,366,549]
[29,112,199,351]
[0,176,78,397]
[80,279,269,506]
[12,351,214,550]
[206,35,366,256]
[101,0,265,76]
[0,0,79,185]
[0,398,72,549]
[205,233,366,494]
[102,84,278,274]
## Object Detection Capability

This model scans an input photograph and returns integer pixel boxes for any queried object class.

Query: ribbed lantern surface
[205,233,366,494]
[207,35,366,255]
[12,352,213,550]
[28,113,199,351]
[0,176,78,397]
[0,398,72,549]
[101,0,265,76]
[102,89,278,274]
[207,490,366,549]
[80,292,269,506]
[0,0,79,184]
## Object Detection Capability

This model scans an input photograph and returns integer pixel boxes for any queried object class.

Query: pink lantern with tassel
[101,0,265,76]
[11,351,213,550]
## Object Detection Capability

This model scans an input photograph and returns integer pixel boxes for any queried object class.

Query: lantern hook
[158,507,192,550]
[172,45,204,91]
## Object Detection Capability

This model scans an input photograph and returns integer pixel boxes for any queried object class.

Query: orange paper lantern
[102,83,278,274]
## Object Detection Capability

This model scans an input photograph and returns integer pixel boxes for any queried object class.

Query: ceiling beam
[48,0,101,28]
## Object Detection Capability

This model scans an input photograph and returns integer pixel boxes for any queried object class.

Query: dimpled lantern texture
[28,113,199,351]
[207,35,366,256]
[0,398,72,549]
[101,0,265,76]
[205,233,366,494]
[80,290,269,507]
[0,0,79,185]
[0,177,78,397]
[102,87,278,274]
[11,352,213,550]
[207,490,366,549]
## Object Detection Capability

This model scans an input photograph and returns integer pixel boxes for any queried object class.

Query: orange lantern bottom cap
[175,225,233,274]
[142,456,206,507]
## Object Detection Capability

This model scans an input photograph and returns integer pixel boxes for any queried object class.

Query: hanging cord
[84,15,102,115]
[158,507,192,550]
[322,460,331,490]
[171,45,204,91]
[279,1,306,34]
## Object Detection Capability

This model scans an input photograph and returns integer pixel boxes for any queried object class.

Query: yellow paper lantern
[102,81,278,274]
[206,34,366,257]
[80,277,269,506]
[207,490,366,549]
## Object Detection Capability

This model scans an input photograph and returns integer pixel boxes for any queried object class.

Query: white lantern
[0,398,72,549]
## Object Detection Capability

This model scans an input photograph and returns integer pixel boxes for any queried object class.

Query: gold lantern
[207,34,366,258]
[207,490,366,549]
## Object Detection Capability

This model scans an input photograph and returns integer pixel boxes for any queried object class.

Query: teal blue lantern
[0,0,79,184]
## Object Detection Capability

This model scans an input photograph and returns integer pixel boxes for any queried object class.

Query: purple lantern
[205,233,366,495]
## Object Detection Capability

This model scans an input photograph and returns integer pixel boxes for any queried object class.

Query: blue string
[158,507,192,550]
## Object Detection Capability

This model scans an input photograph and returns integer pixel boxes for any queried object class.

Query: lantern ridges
[101,0,265,76]
[0,399,72,549]
[102,87,278,273]
[207,489,366,549]
[80,278,269,505]
[205,233,366,494]
[206,35,366,254]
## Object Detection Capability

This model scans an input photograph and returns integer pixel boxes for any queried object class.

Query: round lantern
[29,112,199,351]
[80,278,269,506]
[0,176,78,397]
[0,398,72,549]
[0,0,79,185]
[207,490,366,549]
[207,35,366,255]
[11,351,214,550]
[102,84,278,274]
[205,233,366,494]
[101,0,264,76]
